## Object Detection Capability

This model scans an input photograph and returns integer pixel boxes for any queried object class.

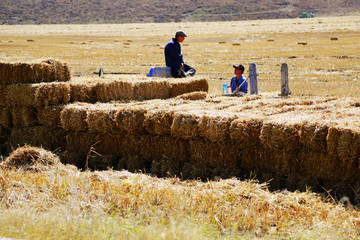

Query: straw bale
[6,84,38,107]
[86,105,119,133]
[299,151,341,181]
[144,109,174,135]
[87,154,119,170]
[229,118,264,169]
[0,145,60,171]
[65,131,99,153]
[69,82,96,103]
[59,151,87,168]
[151,158,182,177]
[93,80,134,102]
[141,135,189,163]
[198,114,235,142]
[9,126,66,151]
[11,106,38,128]
[169,78,209,97]
[300,123,328,152]
[189,140,240,168]
[65,131,142,156]
[60,103,91,131]
[0,106,11,129]
[0,59,71,84]
[259,121,302,174]
[0,85,7,106]
[133,80,170,100]
[171,111,202,140]
[181,162,211,180]
[119,155,150,173]
[115,106,147,134]
[35,82,71,106]
[175,91,207,101]
[37,105,65,128]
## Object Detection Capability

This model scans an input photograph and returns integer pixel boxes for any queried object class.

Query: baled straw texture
[175,91,207,100]
[60,103,92,131]
[0,59,71,84]
[11,106,38,128]
[37,105,65,128]
[169,78,209,97]
[6,82,70,107]
[0,145,60,171]
[0,106,11,129]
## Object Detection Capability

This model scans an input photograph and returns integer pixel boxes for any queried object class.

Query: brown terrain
[1,0,360,24]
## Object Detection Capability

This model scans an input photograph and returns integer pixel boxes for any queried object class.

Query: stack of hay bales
[4,59,360,199]
[0,59,71,154]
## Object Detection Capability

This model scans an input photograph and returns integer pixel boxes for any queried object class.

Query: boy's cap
[233,64,245,71]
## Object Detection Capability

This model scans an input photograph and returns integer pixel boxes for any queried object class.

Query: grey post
[281,63,290,96]
[249,63,258,95]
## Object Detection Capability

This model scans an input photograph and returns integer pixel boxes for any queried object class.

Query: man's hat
[233,64,245,71]
[175,30,187,37]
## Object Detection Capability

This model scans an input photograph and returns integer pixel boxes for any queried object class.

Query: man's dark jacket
[164,38,184,77]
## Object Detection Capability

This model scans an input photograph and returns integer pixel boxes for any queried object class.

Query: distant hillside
[1,0,360,24]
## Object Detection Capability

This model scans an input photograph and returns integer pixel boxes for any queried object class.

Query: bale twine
[0,145,60,171]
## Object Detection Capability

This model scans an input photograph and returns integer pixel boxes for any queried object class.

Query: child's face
[234,68,243,75]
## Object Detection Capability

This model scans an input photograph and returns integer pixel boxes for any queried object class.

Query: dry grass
[1,147,360,239]
[1,16,360,239]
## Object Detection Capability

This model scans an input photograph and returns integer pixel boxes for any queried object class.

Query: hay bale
[171,111,202,140]
[259,120,302,175]
[141,135,189,163]
[11,106,38,128]
[189,139,240,168]
[198,113,235,142]
[6,82,70,107]
[0,145,60,171]
[115,105,147,134]
[86,104,119,133]
[35,82,71,106]
[59,151,87,168]
[0,106,11,129]
[9,126,66,152]
[6,83,38,107]
[175,91,207,100]
[93,80,134,102]
[0,59,71,84]
[37,105,65,128]
[151,158,182,177]
[0,85,7,106]
[65,131,142,156]
[133,80,170,100]
[300,123,328,152]
[69,80,96,103]
[181,162,211,180]
[229,117,264,170]
[87,154,119,170]
[144,109,174,135]
[60,103,91,131]
[169,78,209,97]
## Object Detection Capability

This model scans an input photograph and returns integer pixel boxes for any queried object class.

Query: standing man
[164,30,196,78]
[230,64,248,94]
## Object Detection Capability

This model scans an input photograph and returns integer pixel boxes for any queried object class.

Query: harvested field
[1,16,360,239]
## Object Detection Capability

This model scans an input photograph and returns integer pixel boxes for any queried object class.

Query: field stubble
[1,16,360,239]
[0,16,360,97]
